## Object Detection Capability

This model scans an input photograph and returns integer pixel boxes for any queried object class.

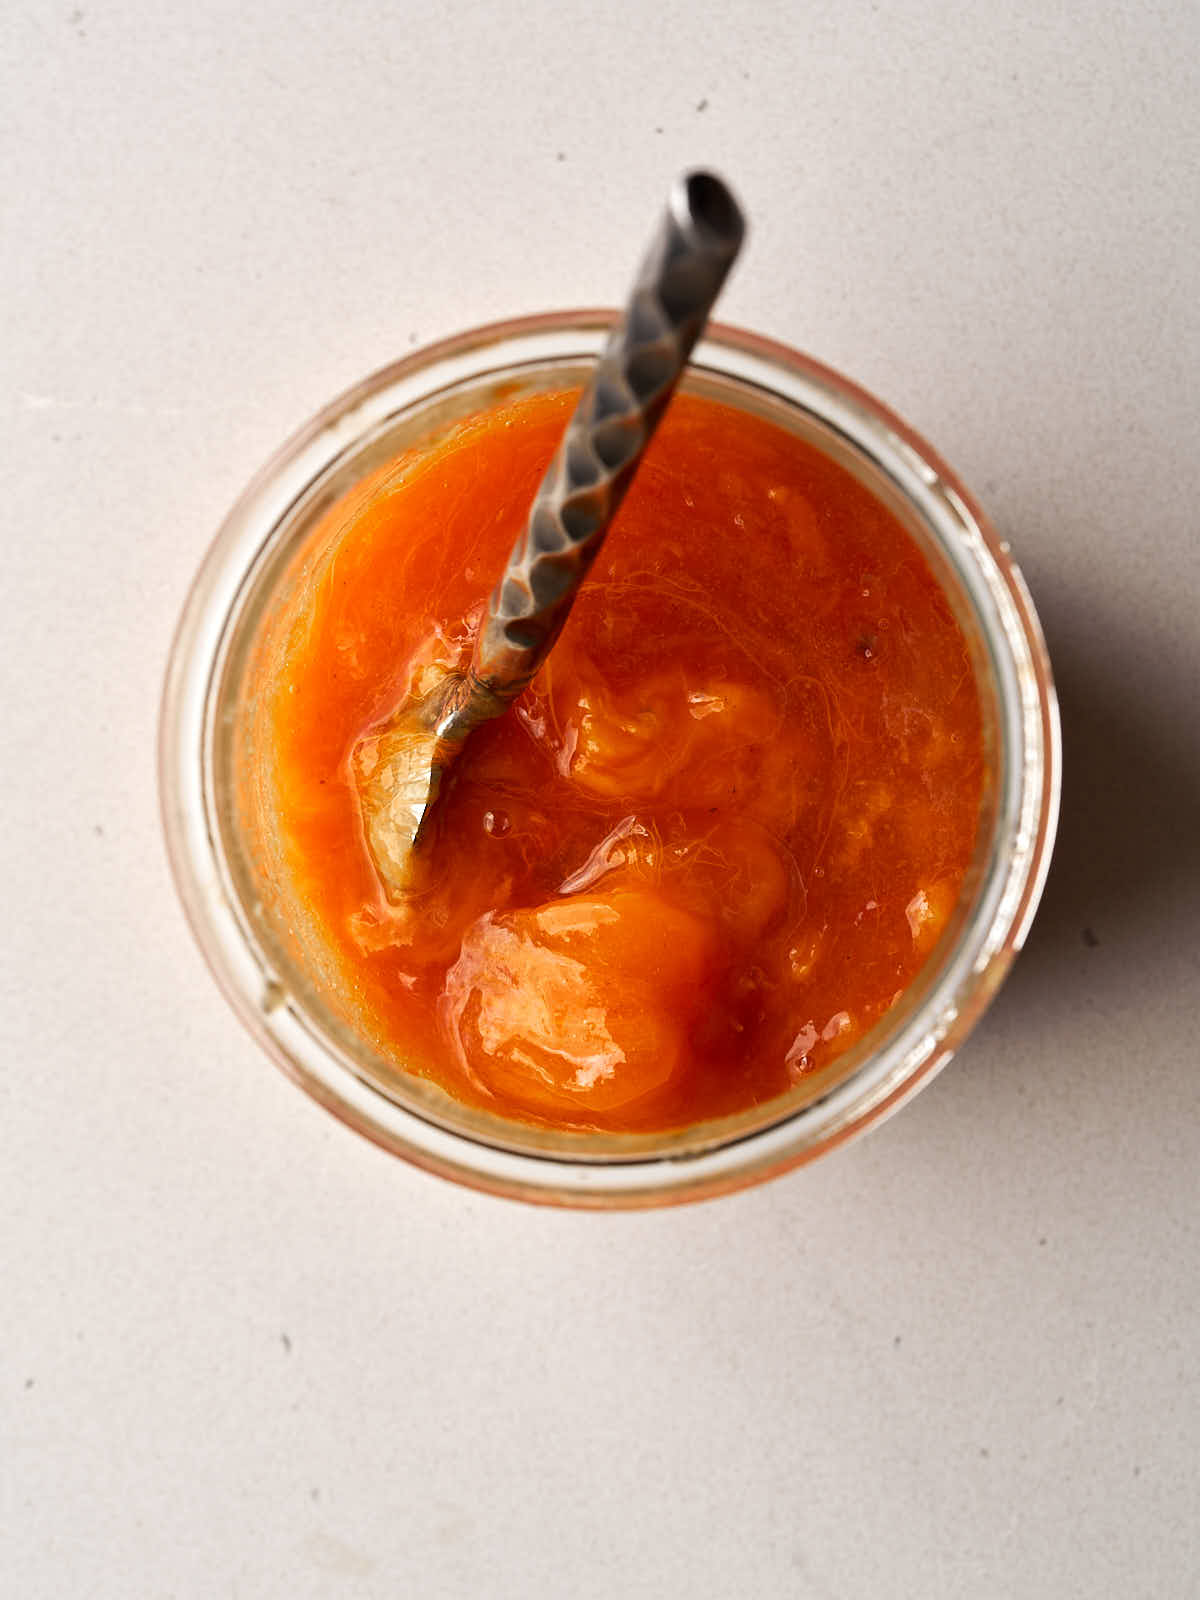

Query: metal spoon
[357,170,746,900]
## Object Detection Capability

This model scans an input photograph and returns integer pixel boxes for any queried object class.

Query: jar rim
[159,311,1060,1207]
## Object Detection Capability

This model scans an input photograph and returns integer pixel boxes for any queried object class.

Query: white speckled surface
[3,3,1199,1594]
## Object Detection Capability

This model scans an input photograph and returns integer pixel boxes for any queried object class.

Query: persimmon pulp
[265,390,984,1132]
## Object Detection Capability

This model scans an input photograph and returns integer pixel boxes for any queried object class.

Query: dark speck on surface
[980,1447,990,1458]
[696,98,709,112]
[281,1332,292,1353]
[556,151,565,162]
[1039,1236,1047,1246]
[893,1335,901,1348]
[25,1377,34,1389]
[408,331,418,346]
[93,823,104,837]
[655,126,663,134]
[1082,926,1100,947]
[311,1487,320,1501]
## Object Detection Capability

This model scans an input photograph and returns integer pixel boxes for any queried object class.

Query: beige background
[3,1,1198,1594]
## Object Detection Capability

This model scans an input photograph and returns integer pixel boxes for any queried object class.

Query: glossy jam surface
[264,390,984,1131]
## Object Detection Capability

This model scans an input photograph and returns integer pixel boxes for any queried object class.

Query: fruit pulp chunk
[265,390,985,1131]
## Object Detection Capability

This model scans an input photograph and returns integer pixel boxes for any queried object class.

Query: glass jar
[159,312,1060,1207]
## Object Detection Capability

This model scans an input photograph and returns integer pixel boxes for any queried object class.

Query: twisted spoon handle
[439,171,744,738]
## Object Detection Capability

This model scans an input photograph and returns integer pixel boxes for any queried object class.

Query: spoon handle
[448,171,744,728]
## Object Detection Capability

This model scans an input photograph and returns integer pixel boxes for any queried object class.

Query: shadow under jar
[160,312,1060,1208]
